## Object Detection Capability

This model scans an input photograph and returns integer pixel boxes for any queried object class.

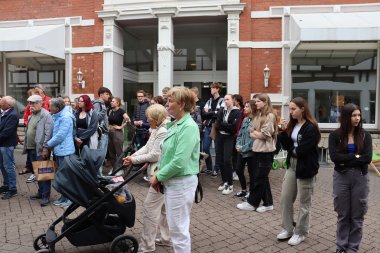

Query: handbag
[32,160,56,181]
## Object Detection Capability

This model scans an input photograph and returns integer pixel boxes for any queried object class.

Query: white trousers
[140,186,170,252]
[164,175,198,253]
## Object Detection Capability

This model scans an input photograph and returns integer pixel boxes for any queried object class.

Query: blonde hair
[113,97,122,106]
[146,104,168,125]
[190,87,199,96]
[167,87,195,113]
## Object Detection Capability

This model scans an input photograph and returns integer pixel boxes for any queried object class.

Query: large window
[292,49,377,125]
[174,38,213,71]
[6,60,65,119]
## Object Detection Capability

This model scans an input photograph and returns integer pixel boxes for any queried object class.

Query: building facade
[1,0,379,134]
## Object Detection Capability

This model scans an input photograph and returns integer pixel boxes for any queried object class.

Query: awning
[0,25,65,59]
[290,12,380,52]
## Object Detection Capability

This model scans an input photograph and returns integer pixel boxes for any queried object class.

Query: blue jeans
[28,149,51,198]
[202,127,220,172]
[0,146,17,191]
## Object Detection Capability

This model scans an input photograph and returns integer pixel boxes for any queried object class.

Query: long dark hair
[286,97,321,143]
[338,103,363,154]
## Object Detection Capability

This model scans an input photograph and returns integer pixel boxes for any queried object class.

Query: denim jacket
[236,117,254,158]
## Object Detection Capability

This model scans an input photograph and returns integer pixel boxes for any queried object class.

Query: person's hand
[133,121,139,126]
[279,118,287,131]
[236,146,241,152]
[76,138,83,147]
[41,150,49,160]
[122,156,132,166]
[150,175,160,192]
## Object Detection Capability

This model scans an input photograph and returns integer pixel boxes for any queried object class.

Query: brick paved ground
[0,150,379,253]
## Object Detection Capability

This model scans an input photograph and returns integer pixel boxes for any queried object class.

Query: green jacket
[156,113,200,182]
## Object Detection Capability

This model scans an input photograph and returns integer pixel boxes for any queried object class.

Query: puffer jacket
[236,117,254,158]
[47,108,75,156]
[133,100,149,131]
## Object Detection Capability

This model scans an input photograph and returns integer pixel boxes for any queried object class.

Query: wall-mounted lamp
[263,64,270,88]
[77,68,85,89]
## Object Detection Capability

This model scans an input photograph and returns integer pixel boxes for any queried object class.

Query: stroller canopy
[53,146,105,207]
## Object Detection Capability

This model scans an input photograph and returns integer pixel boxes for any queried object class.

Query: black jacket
[202,96,224,127]
[278,120,320,179]
[133,100,149,131]
[328,129,372,175]
[0,107,19,147]
[215,108,241,135]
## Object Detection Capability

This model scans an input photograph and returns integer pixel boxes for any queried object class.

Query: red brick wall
[0,0,105,95]
[72,53,103,95]
[239,0,377,95]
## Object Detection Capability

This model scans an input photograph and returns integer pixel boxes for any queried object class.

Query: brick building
[0,0,380,138]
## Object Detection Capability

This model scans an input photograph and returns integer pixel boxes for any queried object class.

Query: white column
[153,8,176,94]
[227,13,240,94]
[102,15,124,97]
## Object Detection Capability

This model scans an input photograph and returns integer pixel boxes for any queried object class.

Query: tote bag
[32,160,56,181]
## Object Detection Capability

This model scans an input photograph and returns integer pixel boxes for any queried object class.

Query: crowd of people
[0,83,373,253]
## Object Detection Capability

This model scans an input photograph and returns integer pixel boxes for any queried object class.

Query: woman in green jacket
[150,86,200,253]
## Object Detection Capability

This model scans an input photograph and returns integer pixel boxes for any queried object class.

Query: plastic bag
[106,183,132,204]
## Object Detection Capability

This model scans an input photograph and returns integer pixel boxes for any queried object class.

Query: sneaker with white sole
[233,172,239,181]
[222,185,233,195]
[256,205,274,213]
[218,182,227,191]
[277,228,293,240]
[237,201,255,211]
[288,234,305,246]
[26,174,36,183]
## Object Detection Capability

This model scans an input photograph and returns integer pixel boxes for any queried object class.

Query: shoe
[199,169,211,174]
[222,185,233,195]
[277,228,293,240]
[233,172,239,181]
[211,171,218,177]
[143,176,150,182]
[0,186,8,194]
[40,198,49,207]
[237,201,255,211]
[335,249,346,253]
[288,234,305,246]
[155,238,172,247]
[241,192,250,202]
[1,190,17,200]
[30,193,42,200]
[26,174,36,183]
[218,182,227,191]
[234,191,247,198]
[256,205,274,213]
[53,196,64,206]
[60,200,72,209]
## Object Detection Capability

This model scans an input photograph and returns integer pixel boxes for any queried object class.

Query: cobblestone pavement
[0,151,379,253]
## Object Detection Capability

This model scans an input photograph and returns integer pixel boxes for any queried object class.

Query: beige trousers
[140,186,170,252]
[280,157,316,236]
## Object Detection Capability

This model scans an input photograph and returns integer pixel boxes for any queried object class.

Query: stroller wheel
[33,233,48,251]
[110,234,138,253]
[272,160,279,170]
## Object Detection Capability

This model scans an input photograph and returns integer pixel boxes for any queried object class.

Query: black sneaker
[335,249,346,253]
[234,191,247,198]
[200,169,211,174]
[40,198,50,207]
[30,193,42,200]
[0,186,8,194]
[1,190,17,200]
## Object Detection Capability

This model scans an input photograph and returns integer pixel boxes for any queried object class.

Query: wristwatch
[355,154,360,158]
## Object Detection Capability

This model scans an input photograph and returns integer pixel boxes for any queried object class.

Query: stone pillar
[153,7,176,94]
[223,4,245,94]
[102,13,124,97]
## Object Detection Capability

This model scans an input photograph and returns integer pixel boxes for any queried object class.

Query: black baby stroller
[33,146,146,253]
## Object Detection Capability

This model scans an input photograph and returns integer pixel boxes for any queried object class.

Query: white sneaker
[26,174,36,183]
[233,172,239,181]
[218,182,227,191]
[277,229,293,240]
[222,185,233,195]
[288,234,305,246]
[237,201,255,211]
[255,205,274,213]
